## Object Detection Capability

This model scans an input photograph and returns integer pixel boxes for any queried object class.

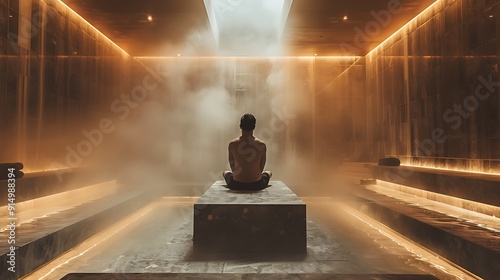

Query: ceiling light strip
[367,0,442,57]
[133,56,362,59]
[55,0,129,56]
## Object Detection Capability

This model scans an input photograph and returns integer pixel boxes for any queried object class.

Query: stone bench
[193,181,307,254]
[0,186,148,280]
[372,165,500,209]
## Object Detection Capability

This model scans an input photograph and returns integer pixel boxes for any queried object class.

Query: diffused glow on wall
[401,164,500,177]
[364,0,500,176]
[368,0,442,56]
[398,156,500,175]
[58,0,129,55]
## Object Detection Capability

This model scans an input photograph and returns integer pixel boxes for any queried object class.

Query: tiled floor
[23,198,476,279]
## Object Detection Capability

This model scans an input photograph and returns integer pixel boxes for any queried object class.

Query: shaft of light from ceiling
[204,0,293,56]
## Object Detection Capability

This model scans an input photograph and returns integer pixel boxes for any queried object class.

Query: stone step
[372,165,500,207]
[0,186,151,280]
[350,186,500,280]
[0,167,113,206]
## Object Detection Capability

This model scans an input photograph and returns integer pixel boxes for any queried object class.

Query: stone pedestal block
[193,181,306,254]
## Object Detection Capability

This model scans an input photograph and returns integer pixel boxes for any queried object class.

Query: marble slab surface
[195,181,305,205]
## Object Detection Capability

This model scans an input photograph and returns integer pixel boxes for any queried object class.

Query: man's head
[240,114,256,131]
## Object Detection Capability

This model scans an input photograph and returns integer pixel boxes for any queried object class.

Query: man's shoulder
[229,138,240,146]
[254,137,267,146]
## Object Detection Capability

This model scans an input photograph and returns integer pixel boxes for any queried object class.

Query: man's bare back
[229,136,266,183]
[223,114,272,190]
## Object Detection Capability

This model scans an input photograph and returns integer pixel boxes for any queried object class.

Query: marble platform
[193,181,306,254]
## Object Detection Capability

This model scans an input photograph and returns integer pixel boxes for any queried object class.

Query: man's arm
[228,143,236,172]
[259,144,267,172]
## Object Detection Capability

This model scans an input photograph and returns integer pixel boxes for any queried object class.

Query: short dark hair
[240,114,256,131]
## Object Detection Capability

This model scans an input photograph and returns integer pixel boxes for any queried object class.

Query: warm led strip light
[22,167,72,174]
[133,56,363,59]
[376,179,500,218]
[367,0,442,56]
[401,164,500,177]
[55,0,129,56]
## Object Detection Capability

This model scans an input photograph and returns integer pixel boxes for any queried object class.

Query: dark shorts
[224,172,270,191]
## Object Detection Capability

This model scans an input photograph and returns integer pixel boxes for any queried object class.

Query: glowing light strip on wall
[376,179,500,218]
[365,0,500,177]
[133,56,362,59]
[401,164,500,177]
[367,0,442,57]
[55,0,129,56]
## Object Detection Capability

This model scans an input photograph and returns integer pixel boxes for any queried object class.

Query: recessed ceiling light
[314,54,318,56]
[9,15,13,18]
[489,15,494,18]
[343,15,348,21]
[177,54,181,57]
[147,15,153,22]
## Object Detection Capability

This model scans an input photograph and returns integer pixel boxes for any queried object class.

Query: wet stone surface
[61,273,439,279]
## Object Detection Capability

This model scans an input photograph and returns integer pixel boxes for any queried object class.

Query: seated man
[223,114,272,191]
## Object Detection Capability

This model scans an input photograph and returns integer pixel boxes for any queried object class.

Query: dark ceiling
[62,0,437,57]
